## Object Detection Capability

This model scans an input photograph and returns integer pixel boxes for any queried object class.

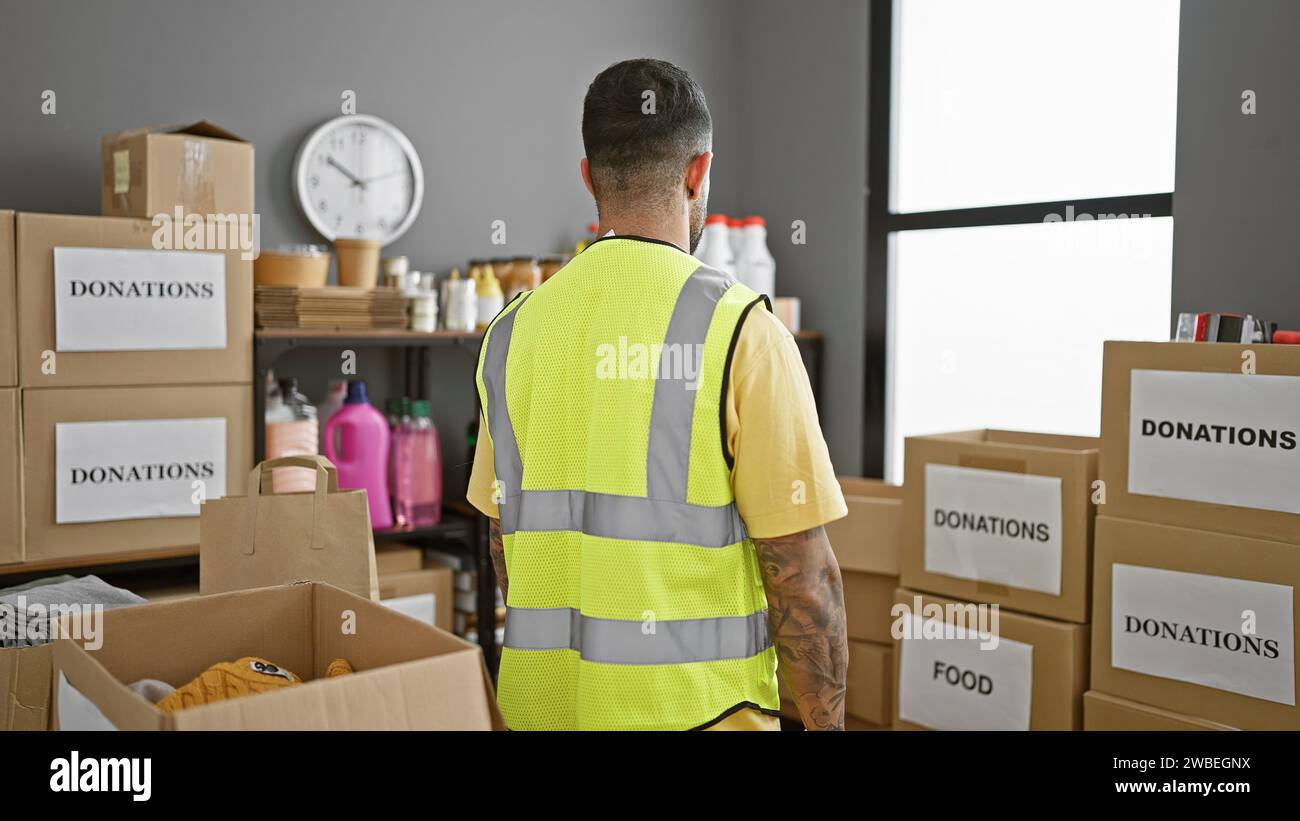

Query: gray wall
[0,0,871,480]
[0,0,754,498]
[0,0,745,261]
[738,0,870,476]
[1173,0,1300,330]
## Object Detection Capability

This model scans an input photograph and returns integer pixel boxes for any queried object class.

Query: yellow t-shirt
[467,302,847,730]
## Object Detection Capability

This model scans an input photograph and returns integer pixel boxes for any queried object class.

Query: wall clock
[294,113,424,243]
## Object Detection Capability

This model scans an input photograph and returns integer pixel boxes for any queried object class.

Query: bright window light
[886,216,1174,483]
[892,0,1181,213]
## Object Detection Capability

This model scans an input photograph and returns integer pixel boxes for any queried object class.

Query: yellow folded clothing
[156,656,357,713]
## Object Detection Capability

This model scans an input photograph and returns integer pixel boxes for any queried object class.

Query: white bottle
[699,214,735,275]
[317,379,348,450]
[693,222,711,262]
[728,216,744,262]
[735,216,776,296]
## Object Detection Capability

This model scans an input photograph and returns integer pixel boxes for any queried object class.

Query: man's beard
[688,193,708,254]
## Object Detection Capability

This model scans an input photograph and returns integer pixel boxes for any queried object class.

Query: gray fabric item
[0,575,146,648]
[128,678,177,704]
[0,574,76,598]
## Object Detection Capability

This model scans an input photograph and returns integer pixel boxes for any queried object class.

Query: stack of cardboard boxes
[893,430,1096,730]
[2,123,256,570]
[1086,341,1300,730]
[0,124,257,730]
[779,477,901,728]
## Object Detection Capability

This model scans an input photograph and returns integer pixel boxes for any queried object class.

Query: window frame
[862,0,1175,477]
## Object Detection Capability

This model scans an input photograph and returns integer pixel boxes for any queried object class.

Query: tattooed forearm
[488,517,508,603]
[753,526,848,730]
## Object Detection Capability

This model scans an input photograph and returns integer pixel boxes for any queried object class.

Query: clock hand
[361,169,406,184]
[326,156,365,188]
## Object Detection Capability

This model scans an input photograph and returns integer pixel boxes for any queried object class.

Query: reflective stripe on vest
[503,607,771,665]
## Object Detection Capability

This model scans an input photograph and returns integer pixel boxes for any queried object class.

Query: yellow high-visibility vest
[475,235,779,730]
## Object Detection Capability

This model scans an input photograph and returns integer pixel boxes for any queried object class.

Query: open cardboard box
[1,644,52,730]
[101,121,254,220]
[51,581,503,730]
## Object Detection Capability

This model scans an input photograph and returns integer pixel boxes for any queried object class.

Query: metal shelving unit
[253,327,500,677]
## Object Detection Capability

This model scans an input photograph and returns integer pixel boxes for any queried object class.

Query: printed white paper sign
[1128,369,1300,514]
[924,464,1063,595]
[898,615,1033,730]
[55,418,227,524]
[53,247,227,351]
[1112,564,1295,705]
[382,593,437,627]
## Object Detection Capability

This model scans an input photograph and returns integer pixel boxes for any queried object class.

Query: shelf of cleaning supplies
[373,516,475,543]
[252,328,500,679]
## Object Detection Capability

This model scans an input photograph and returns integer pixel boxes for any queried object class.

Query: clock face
[295,114,423,243]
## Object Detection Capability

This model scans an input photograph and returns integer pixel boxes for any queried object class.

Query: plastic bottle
[699,214,736,275]
[728,216,745,262]
[409,399,443,527]
[316,380,347,451]
[476,264,504,330]
[693,220,710,261]
[735,216,777,297]
[323,380,393,530]
[576,222,600,254]
[387,398,414,529]
[266,377,320,494]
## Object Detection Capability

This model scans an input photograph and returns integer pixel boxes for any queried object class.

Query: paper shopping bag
[199,455,380,599]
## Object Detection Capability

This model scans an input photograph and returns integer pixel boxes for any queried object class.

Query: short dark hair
[582,58,712,208]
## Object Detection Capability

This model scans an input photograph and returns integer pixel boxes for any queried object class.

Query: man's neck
[598,212,689,252]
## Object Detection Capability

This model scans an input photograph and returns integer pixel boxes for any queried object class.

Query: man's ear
[684,152,712,201]
[580,157,595,197]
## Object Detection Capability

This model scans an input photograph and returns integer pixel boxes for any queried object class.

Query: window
[867,0,1181,482]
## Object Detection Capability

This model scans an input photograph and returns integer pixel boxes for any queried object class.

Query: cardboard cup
[335,239,382,288]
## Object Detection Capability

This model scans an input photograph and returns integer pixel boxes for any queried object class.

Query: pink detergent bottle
[409,399,443,526]
[324,380,393,530]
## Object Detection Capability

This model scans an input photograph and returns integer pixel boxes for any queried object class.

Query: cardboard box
[1100,340,1300,545]
[1,644,52,731]
[375,544,424,576]
[0,210,15,386]
[892,588,1089,730]
[776,639,893,723]
[0,389,22,564]
[1091,515,1299,730]
[22,384,252,563]
[15,212,252,387]
[844,570,899,644]
[828,477,903,575]
[1083,690,1235,731]
[846,640,893,725]
[101,121,254,220]
[379,566,454,631]
[902,429,1099,623]
[51,581,502,730]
